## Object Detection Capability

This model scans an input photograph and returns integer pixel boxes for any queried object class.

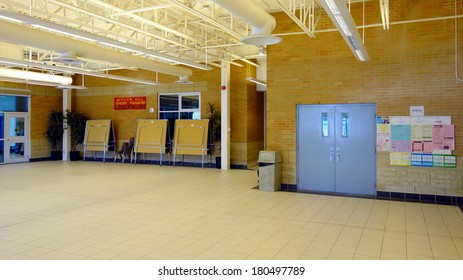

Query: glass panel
[9,142,25,160]
[159,95,179,111]
[0,96,28,112]
[181,95,199,109]
[341,112,349,137]
[0,140,4,163]
[322,112,329,137]
[180,111,201,120]
[159,112,178,142]
[159,112,178,120]
[9,117,25,137]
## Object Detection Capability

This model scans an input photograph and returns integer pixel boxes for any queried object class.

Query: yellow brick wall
[267,0,463,196]
[74,65,264,167]
[230,63,265,167]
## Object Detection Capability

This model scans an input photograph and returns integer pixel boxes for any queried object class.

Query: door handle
[336,147,340,163]
[330,147,334,162]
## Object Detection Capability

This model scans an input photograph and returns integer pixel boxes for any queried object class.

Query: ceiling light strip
[0,68,72,85]
[0,76,81,88]
[245,77,267,87]
[0,58,157,86]
[319,0,369,61]
[0,86,31,92]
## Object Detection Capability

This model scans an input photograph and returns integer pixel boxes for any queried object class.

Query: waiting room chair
[114,137,134,163]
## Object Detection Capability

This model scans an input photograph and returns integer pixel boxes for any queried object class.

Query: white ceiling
[0,0,380,82]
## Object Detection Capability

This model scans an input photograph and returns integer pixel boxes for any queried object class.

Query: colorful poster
[444,155,457,168]
[391,140,412,152]
[114,96,147,110]
[443,125,455,150]
[433,154,445,167]
[377,124,390,151]
[391,125,412,141]
[412,141,423,152]
[411,125,423,140]
[421,125,433,141]
[423,141,433,153]
[390,152,411,166]
[422,154,434,167]
[411,153,423,166]
[386,115,455,168]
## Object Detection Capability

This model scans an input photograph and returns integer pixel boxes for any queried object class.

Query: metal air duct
[211,0,282,46]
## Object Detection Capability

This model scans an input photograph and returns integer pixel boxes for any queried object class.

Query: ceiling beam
[274,0,316,37]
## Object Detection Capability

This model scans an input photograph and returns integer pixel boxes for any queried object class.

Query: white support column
[220,61,230,170]
[62,89,71,161]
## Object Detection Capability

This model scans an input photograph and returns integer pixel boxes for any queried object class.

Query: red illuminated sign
[114,96,146,110]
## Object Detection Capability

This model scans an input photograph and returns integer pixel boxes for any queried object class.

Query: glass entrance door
[4,112,29,164]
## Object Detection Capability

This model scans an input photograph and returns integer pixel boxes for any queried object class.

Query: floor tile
[0,161,462,261]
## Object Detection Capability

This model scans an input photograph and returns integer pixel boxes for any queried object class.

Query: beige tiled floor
[1,161,463,260]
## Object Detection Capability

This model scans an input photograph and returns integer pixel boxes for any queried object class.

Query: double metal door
[297,104,376,195]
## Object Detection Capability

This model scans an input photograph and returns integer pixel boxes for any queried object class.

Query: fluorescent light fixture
[0,14,22,23]
[0,77,74,88]
[0,10,212,71]
[0,58,157,86]
[325,0,340,14]
[355,50,365,61]
[0,59,28,67]
[245,77,267,87]
[56,85,87,90]
[0,87,31,92]
[0,68,72,85]
[100,42,144,55]
[31,24,97,43]
[334,15,352,36]
[319,0,369,61]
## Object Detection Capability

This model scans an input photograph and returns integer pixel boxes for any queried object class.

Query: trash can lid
[258,150,282,163]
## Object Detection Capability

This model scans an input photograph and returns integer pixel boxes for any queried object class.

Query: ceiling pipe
[0,21,193,78]
[210,0,282,46]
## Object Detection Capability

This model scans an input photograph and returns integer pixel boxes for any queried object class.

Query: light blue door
[297,105,336,192]
[297,104,376,195]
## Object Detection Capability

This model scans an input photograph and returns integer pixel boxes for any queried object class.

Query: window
[158,92,201,140]
[0,95,28,112]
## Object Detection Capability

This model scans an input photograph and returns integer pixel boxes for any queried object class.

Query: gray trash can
[258,151,282,192]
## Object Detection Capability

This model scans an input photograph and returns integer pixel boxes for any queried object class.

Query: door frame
[3,112,30,164]
[296,103,377,195]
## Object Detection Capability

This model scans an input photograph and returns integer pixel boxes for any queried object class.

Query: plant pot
[50,151,62,161]
[215,156,221,169]
[69,151,80,161]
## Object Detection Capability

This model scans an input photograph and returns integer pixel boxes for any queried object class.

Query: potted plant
[44,110,64,160]
[206,102,221,168]
[65,109,88,161]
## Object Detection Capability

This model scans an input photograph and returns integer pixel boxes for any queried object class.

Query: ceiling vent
[174,75,193,84]
[44,50,84,65]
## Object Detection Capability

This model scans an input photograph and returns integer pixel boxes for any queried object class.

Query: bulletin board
[83,119,115,162]
[376,116,456,168]
[134,119,168,164]
[173,119,209,168]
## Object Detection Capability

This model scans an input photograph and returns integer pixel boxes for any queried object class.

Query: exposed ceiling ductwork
[0,18,193,78]
[210,0,282,46]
